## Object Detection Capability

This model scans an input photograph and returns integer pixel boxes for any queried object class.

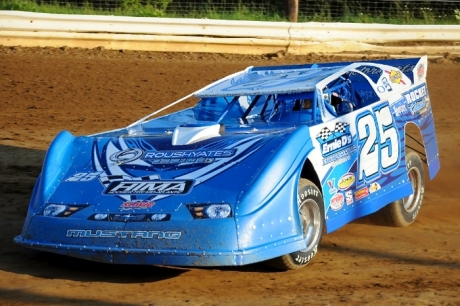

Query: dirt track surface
[0,47,459,306]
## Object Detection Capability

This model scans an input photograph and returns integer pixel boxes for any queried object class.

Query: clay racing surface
[0,47,459,305]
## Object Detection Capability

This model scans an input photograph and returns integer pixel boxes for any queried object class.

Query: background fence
[2,0,460,24]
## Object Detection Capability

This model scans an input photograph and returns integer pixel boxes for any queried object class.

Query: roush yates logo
[104,180,194,195]
[143,149,236,164]
[109,148,144,164]
[316,122,353,158]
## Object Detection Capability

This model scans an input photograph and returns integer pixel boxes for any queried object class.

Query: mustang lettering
[66,229,181,239]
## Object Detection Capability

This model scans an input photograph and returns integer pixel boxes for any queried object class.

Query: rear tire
[381,150,425,227]
[267,178,324,270]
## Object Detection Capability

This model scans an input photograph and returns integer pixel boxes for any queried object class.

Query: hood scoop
[172,123,225,146]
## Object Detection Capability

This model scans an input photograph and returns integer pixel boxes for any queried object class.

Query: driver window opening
[194,92,319,125]
[292,99,313,111]
[330,92,354,116]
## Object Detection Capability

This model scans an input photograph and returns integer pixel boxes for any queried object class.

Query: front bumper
[14,214,306,267]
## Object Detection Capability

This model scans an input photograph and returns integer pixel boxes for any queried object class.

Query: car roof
[195,65,346,98]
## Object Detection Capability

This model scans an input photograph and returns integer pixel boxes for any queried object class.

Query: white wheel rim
[403,167,422,213]
[299,199,321,252]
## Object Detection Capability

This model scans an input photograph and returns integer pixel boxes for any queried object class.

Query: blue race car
[15,56,440,270]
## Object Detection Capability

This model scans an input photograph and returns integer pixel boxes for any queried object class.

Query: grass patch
[0,0,459,24]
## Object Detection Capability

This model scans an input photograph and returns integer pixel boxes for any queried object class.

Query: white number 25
[356,104,399,185]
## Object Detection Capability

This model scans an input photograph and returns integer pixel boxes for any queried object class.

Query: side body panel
[309,101,413,233]
[309,57,439,233]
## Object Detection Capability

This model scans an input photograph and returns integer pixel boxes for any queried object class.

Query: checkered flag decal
[316,127,332,141]
[334,122,349,133]
[99,174,159,187]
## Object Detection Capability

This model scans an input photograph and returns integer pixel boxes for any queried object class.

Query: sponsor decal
[65,173,162,187]
[143,149,235,164]
[327,179,337,194]
[392,104,408,117]
[66,229,181,239]
[376,77,392,93]
[330,193,345,211]
[104,180,194,195]
[99,174,160,186]
[356,66,383,75]
[153,158,214,164]
[385,70,406,85]
[317,122,353,156]
[345,190,354,205]
[316,122,356,165]
[403,84,428,115]
[417,63,425,80]
[354,187,369,201]
[120,200,155,210]
[399,64,417,74]
[404,85,427,103]
[91,136,264,202]
[144,149,235,159]
[338,173,355,190]
[356,64,414,76]
[322,146,357,166]
[109,148,143,164]
[369,182,381,193]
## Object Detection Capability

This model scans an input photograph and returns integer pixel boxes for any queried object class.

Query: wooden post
[286,0,299,22]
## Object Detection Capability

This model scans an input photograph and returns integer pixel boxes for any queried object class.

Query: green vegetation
[0,0,459,24]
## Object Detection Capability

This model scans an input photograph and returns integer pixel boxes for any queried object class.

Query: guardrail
[1,11,460,55]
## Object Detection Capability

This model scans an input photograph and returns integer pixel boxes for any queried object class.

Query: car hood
[38,126,313,216]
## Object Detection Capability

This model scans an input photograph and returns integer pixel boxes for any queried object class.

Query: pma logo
[316,122,353,157]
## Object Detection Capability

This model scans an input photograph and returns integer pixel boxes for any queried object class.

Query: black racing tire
[267,178,324,270]
[381,150,425,227]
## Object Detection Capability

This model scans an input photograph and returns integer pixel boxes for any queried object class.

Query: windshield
[134,92,318,134]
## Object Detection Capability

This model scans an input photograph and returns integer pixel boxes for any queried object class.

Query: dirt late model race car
[15,56,440,270]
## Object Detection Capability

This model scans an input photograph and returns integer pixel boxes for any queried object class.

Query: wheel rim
[299,199,321,252]
[403,167,422,213]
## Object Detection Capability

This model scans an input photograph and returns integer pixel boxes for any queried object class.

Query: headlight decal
[43,204,87,217]
[187,203,232,219]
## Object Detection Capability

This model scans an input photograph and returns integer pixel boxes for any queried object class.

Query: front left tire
[267,178,324,270]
